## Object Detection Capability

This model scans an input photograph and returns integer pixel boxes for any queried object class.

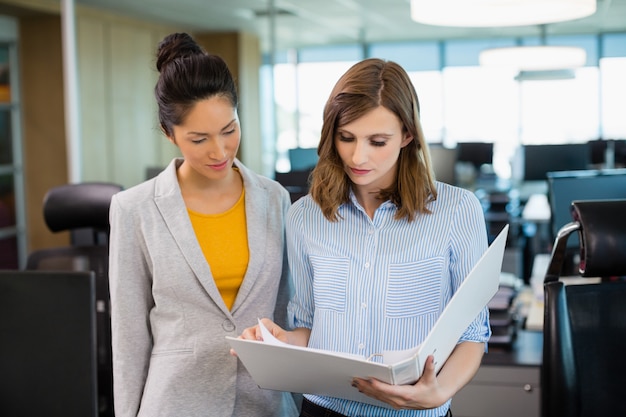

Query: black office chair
[26,182,122,417]
[542,199,626,417]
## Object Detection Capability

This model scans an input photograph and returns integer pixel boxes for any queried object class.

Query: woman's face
[335,105,413,193]
[168,96,241,182]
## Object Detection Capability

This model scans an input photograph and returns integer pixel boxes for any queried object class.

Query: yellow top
[188,188,248,310]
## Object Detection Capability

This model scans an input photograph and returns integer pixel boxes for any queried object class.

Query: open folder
[227,225,509,408]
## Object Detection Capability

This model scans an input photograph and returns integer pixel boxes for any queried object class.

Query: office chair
[26,182,123,417]
[542,199,626,417]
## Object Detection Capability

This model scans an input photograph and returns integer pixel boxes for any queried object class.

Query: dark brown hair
[155,32,238,138]
[310,58,437,222]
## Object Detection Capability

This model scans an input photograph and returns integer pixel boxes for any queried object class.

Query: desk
[452,298,542,417]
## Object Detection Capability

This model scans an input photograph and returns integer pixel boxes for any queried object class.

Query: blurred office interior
[0,0,625,278]
[2,2,626,416]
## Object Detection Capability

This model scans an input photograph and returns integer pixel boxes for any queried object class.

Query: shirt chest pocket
[310,255,349,313]
[386,257,444,318]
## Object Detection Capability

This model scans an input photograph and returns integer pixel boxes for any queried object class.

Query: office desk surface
[483,329,542,367]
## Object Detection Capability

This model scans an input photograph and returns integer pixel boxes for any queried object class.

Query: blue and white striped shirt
[286,181,490,417]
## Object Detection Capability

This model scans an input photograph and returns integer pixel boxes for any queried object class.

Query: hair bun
[156,32,205,72]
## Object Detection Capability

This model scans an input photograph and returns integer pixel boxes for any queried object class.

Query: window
[408,71,444,142]
[443,66,519,178]
[272,45,361,172]
[519,67,599,144]
[600,57,626,139]
[263,35,626,181]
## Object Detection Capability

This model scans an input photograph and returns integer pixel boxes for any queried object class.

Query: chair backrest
[27,181,122,305]
[43,182,123,245]
[0,270,98,417]
[571,199,626,277]
[542,199,626,417]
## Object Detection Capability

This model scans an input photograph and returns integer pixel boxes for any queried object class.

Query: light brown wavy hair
[309,58,437,222]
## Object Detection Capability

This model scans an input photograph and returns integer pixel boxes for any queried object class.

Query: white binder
[227,225,509,408]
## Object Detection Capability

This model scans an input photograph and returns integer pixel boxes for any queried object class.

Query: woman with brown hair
[241,58,490,417]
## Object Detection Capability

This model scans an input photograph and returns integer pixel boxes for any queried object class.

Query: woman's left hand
[351,355,449,410]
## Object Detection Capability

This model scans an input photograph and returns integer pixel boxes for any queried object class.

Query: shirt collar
[342,188,397,216]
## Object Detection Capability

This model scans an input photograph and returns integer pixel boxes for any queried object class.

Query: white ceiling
[75,0,626,52]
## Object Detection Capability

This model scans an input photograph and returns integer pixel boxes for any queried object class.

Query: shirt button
[364,262,370,268]
[358,343,365,350]
[222,320,236,332]
[361,302,367,309]
[368,229,374,235]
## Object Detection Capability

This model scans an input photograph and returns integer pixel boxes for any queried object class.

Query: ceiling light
[410,0,597,27]
[479,46,587,71]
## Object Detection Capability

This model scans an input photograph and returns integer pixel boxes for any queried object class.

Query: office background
[1,0,626,269]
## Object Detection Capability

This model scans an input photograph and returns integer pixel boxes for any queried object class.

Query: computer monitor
[588,139,626,167]
[523,143,590,181]
[456,142,493,170]
[428,144,458,185]
[0,270,98,417]
[588,139,608,165]
[616,140,626,167]
[547,169,626,250]
[288,147,319,171]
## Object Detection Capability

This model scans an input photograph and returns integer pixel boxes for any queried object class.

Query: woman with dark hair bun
[108,32,298,417]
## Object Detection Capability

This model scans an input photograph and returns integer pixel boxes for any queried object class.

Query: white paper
[257,318,287,346]
[381,345,421,364]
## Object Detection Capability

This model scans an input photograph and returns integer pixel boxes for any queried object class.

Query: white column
[61,0,82,183]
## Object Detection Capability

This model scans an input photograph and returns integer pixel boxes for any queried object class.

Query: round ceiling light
[410,0,597,27]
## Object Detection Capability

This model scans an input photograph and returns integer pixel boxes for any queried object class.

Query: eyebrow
[338,129,394,139]
[186,119,237,136]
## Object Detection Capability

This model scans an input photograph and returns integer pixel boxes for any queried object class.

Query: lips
[350,167,370,175]
[209,160,229,170]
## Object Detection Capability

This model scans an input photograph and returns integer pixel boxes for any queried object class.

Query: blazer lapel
[153,159,232,317]
[231,161,268,313]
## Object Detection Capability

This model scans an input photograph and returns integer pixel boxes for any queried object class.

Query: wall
[20,14,69,250]
[6,1,181,251]
[76,10,179,188]
[77,19,264,184]
[2,0,264,253]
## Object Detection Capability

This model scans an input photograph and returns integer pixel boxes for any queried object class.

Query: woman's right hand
[231,319,311,357]
[230,318,289,357]
[238,318,288,343]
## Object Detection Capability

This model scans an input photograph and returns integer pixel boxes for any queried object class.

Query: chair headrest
[571,199,626,277]
[43,182,123,233]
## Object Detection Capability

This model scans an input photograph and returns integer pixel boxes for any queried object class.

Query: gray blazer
[109,158,298,417]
